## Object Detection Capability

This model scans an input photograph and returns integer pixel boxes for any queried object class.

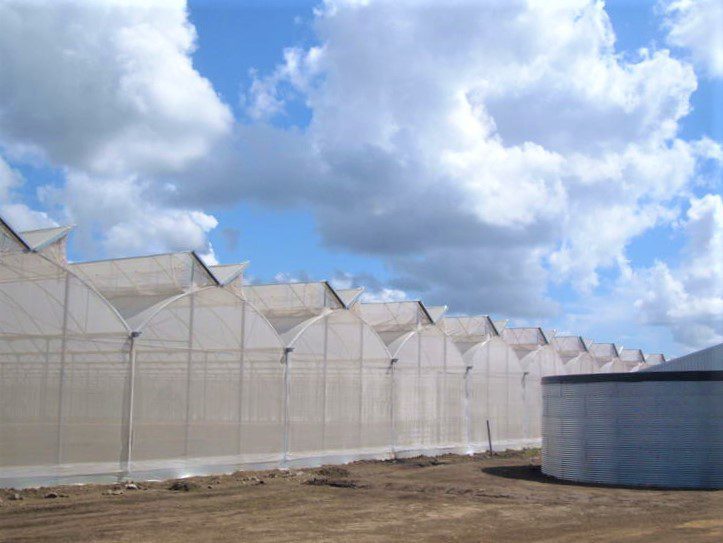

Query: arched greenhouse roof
[0,217,31,252]
[352,300,435,346]
[587,342,621,366]
[502,327,550,355]
[440,315,500,356]
[619,347,645,364]
[502,327,565,375]
[387,324,465,369]
[243,281,348,338]
[20,225,73,252]
[425,305,448,323]
[1,218,131,337]
[552,336,597,374]
[212,272,389,358]
[645,353,666,365]
[71,252,219,325]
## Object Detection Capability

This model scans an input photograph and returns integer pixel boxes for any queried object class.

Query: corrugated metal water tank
[541,371,723,488]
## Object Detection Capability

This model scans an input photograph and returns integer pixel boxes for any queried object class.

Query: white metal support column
[55,273,71,465]
[281,347,293,466]
[237,302,247,456]
[120,331,139,477]
[183,290,196,458]
[389,358,398,456]
[464,365,473,454]
[320,315,329,452]
[357,320,364,448]
[417,332,423,448]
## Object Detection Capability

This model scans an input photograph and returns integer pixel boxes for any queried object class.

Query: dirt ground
[1,450,721,542]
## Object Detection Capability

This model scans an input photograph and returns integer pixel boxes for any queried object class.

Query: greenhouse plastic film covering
[501,327,566,443]
[0,234,133,486]
[283,310,392,461]
[71,253,216,321]
[2,222,580,487]
[354,300,433,345]
[354,302,466,455]
[388,327,466,454]
[129,287,286,474]
[442,317,527,450]
[242,283,394,463]
[552,336,598,375]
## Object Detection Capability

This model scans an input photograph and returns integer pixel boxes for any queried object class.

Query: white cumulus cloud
[0,0,231,257]
[220,0,719,326]
[634,194,723,348]
[662,0,723,78]
[0,156,56,230]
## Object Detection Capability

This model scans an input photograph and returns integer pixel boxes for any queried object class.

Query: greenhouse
[551,336,597,374]
[588,342,622,371]
[440,316,527,450]
[599,347,643,373]
[69,252,286,479]
[645,353,666,366]
[619,348,645,370]
[0,213,662,488]
[501,327,566,441]
[241,282,393,463]
[352,301,467,455]
[631,352,666,372]
[426,305,449,323]
[0,222,133,487]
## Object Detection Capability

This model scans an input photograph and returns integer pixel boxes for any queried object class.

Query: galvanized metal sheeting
[644,343,722,372]
[542,372,723,489]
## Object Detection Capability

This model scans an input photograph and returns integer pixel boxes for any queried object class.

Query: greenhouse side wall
[127,288,287,479]
[2,244,581,487]
[465,337,527,451]
[0,250,133,487]
[390,327,467,456]
[284,310,393,464]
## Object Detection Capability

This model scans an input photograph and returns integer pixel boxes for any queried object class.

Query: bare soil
[1,450,721,542]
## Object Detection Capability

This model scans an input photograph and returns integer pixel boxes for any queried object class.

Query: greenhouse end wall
[0,229,134,487]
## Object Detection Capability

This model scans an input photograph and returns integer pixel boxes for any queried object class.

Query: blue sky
[189,0,391,284]
[0,0,721,357]
[189,0,719,280]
